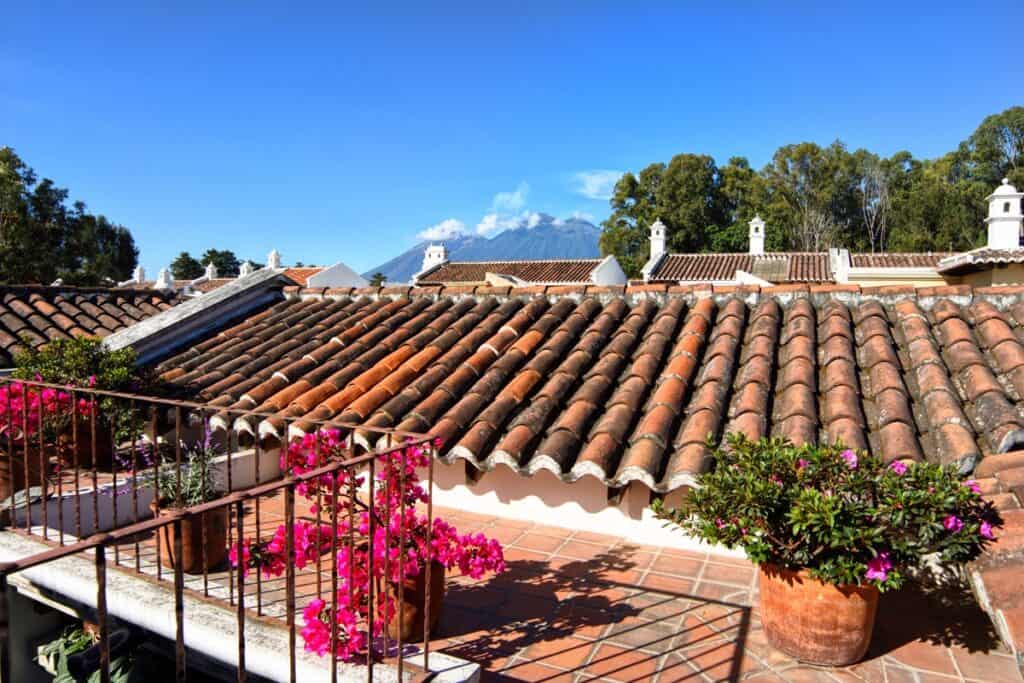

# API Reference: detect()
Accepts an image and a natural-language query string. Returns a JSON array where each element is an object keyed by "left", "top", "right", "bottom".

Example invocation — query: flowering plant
[
  {"left": 13, "top": 337, "right": 147, "bottom": 444},
  {"left": 0, "top": 380, "right": 93, "bottom": 448},
  {"left": 652, "top": 435, "right": 1002, "bottom": 591},
  {"left": 230, "top": 431, "right": 505, "bottom": 661}
]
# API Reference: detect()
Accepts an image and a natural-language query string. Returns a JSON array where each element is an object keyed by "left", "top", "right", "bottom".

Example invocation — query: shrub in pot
[
  {"left": 231, "top": 432, "right": 505, "bottom": 661},
  {"left": 652, "top": 435, "right": 1001, "bottom": 666},
  {"left": 0, "top": 381, "right": 93, "bottom": 500},
  {"left": 13, "top": 338, "right": 146, "bottom": 469},
  {"left": 148, "top": 432, "right": 227, "bottom": 574}
]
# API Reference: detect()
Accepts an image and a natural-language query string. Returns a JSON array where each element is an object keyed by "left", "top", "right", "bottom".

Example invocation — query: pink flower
[
  {"left": 714, "top": 518, "right": 726, "bottom": 529},
  {"left": 980, "top": 521, "right": 995, "bottom": 539},
  {"left": 963, "top": 480, "right": 982, "bottom": 495},
  {"left": 840, "top": 450, "right": 858, "bottom": 469},
  {"left": 943, "top": 515, "right": 963, "bottom": 532},
  {"left": 889, "top": 461, "right": 908, "bottom": 475},
  {"left": 797, "top": 458, "right": 809, "bottom": 470},
  {"left": 865, "top": 552, "right": 892, "bottom": 582},
  {"left": 87, "top": 375, "right": 97, "bottom": 387}
]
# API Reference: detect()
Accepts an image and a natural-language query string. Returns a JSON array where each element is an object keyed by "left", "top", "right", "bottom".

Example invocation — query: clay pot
[
  {"left": 0, "top": 452, "right": 47, "bottom": 501},
  {"left": 150, "top": 501, "right": 228, "bottom": 574},
  {"left": 57, "top": 422, "right": 114, "bottom": 470},
  {"left": 385, "top": 561, "right": 446, "bottom": 643},
  {"left": 758, "top": 564, "right": 879, "bottom": 666}
]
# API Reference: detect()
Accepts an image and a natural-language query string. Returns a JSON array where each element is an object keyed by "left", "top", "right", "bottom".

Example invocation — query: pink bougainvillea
[
  {"left": 0, "top": 381, "right": 92, "bottom": 446},
  {"left": 231, "top": 432, "right": 504, "bottom": 662}
]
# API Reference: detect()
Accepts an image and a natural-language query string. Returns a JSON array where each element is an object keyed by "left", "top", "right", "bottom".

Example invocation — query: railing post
[
  {"left": 235, "top": 500, "right": 246, "bottom": 683},
  {"left": 96, "top": 544, "right": 110, "bottom": 683},
  {"left": 174, "top": 518, "right": 187, "bottom": 683},
  {"left": 0, "top": 570, "right": 10, "bottom": 683},
  {"left": 285, "top": 484, "right": 296, "bottom": 683}
]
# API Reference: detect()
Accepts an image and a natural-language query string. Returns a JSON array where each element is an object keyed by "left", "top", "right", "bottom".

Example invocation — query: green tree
[
  {"left": 368, "top": 272, "right": 386, "bottom": 287},
  {"left": 200, "top": 249, "right": 241, "bottom": 277},
  {"left": 170, "top": 251, "right": 204, "bottom": 279},
  {"left": 0, "top": 147, "right": 138, "bottom": 284}
]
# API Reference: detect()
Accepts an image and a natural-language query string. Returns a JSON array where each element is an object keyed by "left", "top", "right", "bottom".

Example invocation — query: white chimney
[
  {"left": 266, "top": 249, "right": 282, "bottom": 269},
  {"left": 239, "top": 261, "right": 255, "bottom": 276},
  {"left": 154, "top": 268, "right": 173, "bottom": 290},
  {"left": 749, "top": 215, "right": 766, "bottom": 255},
  {"left": 986, "top": 179, "right": 1024, "bottom": 249},
  {"left": 204, "top": 262, "right": 218, "bottom": 279},
  {"left": 132, "top": 265, "right": 146, "bottom": 283},
  {"left": 649, "top": 220, "right": 667, "bottom": 261},
  {"left": 422, "top": 243, "right": 448, "bottom": 273}
]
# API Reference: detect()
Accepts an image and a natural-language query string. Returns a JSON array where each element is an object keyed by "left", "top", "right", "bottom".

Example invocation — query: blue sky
[{"left": 3, "top": 3, "right": 1022, "bottom": 275}]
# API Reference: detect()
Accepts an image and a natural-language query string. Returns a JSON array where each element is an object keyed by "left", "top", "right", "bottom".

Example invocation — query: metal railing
[{"left": 0, "top": 378, "right": 440, "bottom": 682}]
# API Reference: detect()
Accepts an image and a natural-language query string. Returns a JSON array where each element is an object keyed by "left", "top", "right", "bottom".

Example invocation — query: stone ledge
[{"left": 0, "top": 531, "right": 479, "bottom": 682}]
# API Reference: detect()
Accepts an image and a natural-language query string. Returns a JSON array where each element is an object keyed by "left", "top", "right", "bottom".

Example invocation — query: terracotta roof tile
[
  {"left": 417, "top": 260, "right": 602, "bottom": 285},
  {"left": 152, "top": 284, "right": 1024, "bottom": 492},
  {"left": 651, "top": 253, "right": 832, "bottom": 283},
  {"left": 851, "top": 253, "right": 953, "bottom": 268},
  {"left": 0, "top": 285, "right": 179, "bottom": 367}
]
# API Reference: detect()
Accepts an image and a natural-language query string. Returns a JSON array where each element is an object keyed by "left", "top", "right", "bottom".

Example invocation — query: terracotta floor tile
[
  {"left": 556, "top": 539, "right": 617, "bottom": 560},
  {"left": 523, "top": 634, "right": 597, "bottom": 670},
  {"left": 700, "top": 561, "right": 754, "bottom": 587},
  {"left": 495, "top": 659, "right": 577, "bottom": 682},
  {"left": 948, "top": 644, "right": 1020, "bottom": 681},
  {"left": 514, "top": 532, "right": 567, "bottom": 553},
  {"left": 503, "top": 547, "right": 552, "bottom": 563},
  {"left": 650, "top": 553, "right": 705, "bottom": 578},
  {"left": 583, "top": 643, "right": 662, "bottom": 682},
  {"left": 603, "top": 617, "right": 680, "bottom": 654},
  {"left": 885, "top": 639, "right": 959, "bottom": 676},
  {"left": 640, "top": 573, "right": 695, "bottom": 596}
]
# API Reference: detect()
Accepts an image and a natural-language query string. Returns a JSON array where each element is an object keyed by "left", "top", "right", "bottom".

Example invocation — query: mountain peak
[{"left": 363, "top": 217, "right": 601, "bottom": 283}]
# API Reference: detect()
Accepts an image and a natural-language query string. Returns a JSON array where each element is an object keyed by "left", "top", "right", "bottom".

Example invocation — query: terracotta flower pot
[
  {"left": 0, "top": 451, "right": 47, "bottom": 501},
  {"left": 57, "top": 422, "right": 114, "bottom": 470},
  {"left": 758, "top": 564, "right": 879, "bottom": 666},
  {"left": 385, "top": 561, "right": 446, "bottom": 643},
  {"left": 150, "top": 501, "right": 228, "bottom": 574}
]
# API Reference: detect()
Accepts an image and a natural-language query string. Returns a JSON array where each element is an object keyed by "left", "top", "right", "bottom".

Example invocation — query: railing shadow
[{"left": 435, "top": 546, "right": 752, "bottom": 682}]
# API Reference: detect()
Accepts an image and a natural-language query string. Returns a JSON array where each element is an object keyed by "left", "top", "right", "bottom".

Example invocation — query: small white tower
[
  {"left": 986, "top": 179, "right": 1024, "bottom": 250},
  {"left": 266, "top": 249, "right": 282, "bottom": 269},
  {"left": 204, "top": 262, "right": 218, "bottom": 279},
  {"left": 649, "top": 220, "right": 667, "bottom": 261},
  {"left": 239, "top": 260, "right": 255, "bottom": 276},
  {"left": 422, "top": 243, "right": 448, "bottom": 273},
  {"left": 154, "top": 268, "right": 173, "bottom": 290},
  {"left": 749, "top": 215, "right": 766, "bottom": 255},
  {"left": 132, "top": 265, "right": 146, "bottom": 283}
]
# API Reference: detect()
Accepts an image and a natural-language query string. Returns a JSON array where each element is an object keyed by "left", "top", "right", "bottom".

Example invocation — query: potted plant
[
  {"left": 13, "top": 338, "right": 146, "bottom": 469},
  {"left": 148, "top": 431, "right": 227, "bottom": 574},
  {"left": 231, "top": 432, "right": 505, "bottom": 660},
  {"left": 0, "top": 381, "right": 92, "bottom": 501},
  {"left": 653, "top": 435, "right": 1001, "bottom": 666}
]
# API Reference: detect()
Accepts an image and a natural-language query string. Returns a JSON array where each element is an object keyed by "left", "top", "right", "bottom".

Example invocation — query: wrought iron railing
[{"left": 0, "top": 378, "right": 439, "bottom": 682}]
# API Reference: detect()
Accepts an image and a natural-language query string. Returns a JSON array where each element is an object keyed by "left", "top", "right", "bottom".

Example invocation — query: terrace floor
[{"left": 106, "top": 493, "right": 1020, "bottom": 683}]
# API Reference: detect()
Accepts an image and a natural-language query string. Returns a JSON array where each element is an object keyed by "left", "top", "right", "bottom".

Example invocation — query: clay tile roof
[
  {"left": 936, "top": 248, "right": 1024, "bottom": 275},
  {"left": 0, "top": 285, "right": 181, "bottom": 367},
  {"left": 282, "top": 267, "right": 325, "bottom": 286},
  {"left": 191, "top": 278, "right": 235, "bottom": 293},
  {"left": 150, "top": 284, "right": 1024, "bottom": 492},
  {"left": 651, "top": 253, "right": 832, "bottom": 283},
  {"left": 851, "top": 253, "right": 953, "bottom": 268},
  {"left": 416, "top": 259, "right": 602, "bottom": 285}
]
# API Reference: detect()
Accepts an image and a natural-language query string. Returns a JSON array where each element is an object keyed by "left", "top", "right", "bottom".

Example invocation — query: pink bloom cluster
[
  {"left": 0, "top": 382, "right": 92, "bottom": 445},
  {"left": 232, "top": 435, "right": 505, "bottom": 662},
  {"left": 865, "top": 551, "right": 892, "bottom": 581}
]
